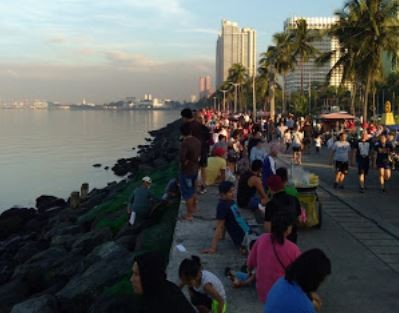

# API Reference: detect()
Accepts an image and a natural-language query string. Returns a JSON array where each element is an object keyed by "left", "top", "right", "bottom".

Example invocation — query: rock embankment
[{"left": 0, "top": 118, "right": 181, "bottom": 313}]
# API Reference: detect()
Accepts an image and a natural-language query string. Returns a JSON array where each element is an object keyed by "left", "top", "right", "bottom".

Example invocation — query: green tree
[
  {"left": 226, "top": 63, "right": 249, "bottom": 112},
  {"left": 327, "top": 0, "right": 399, "bottom": 122},
  {"left": 289, "top": 19, "right": 320, "bottom": 95}
]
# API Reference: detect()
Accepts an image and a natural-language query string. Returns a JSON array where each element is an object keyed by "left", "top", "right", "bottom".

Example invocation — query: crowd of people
[{"left": 126, "top": 107, "right": 399, "bottom": 313}]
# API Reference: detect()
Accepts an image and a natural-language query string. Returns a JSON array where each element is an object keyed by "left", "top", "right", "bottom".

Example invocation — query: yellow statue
[
  {"left": 385, "top": 101, "right": 392, "bottom": 113},
  {"left": 382, "top": 100, "right": 395, "bottom": 125}
]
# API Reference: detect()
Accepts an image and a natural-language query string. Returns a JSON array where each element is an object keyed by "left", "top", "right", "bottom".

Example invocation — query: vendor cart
[{"left": 296, "top": 185, "right": 322, "bottom": 229}]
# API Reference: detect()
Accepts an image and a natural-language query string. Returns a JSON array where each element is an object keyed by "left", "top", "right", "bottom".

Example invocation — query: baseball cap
[
  {"left": 142, "top": 176, "right": 152, "bottom": 184},
  {"left": 267, "top": 175, "right": 284, "bottom": 192},
  {"left": 213, "top": 147, "right": 225, "bottom": 157}
]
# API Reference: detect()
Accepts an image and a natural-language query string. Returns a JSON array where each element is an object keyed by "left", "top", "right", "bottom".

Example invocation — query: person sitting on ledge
[
  {"left": 127, "top": 176, "right": 158, "bottom": 226},
  {"left": 204, "top": 147, "right": 227, "bottom": 186},
  {"left": 203, "top": 181, "right": 250, "bottom": 255},
  {"left": 237, "top": 160, "right": 269, "bottom": 210}
]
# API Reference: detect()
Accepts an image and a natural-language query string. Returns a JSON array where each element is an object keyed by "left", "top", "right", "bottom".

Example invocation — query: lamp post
[
  {"left": 230, "top": 82, "right": 239, "bottom": 113},
  {"left": 213, "top": 96, "right": 217, "bottom": 111},
  {"left": 221, "top": 90, "right": 228, "bottom": 112},
  {"left": 252, "top": 63, "right": 256, "bottom": 120}
]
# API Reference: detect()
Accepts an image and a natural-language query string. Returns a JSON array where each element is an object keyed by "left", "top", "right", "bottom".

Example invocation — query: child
[
  {"left": 224, "top": 240, "right": 256, "bottom": 288},
  {"left": 202, "top": 181, "right": 250, "bottom": 254},
  {"left": 314, "top": 134, "right": 322, "bottom": 154},
  {"left": 283, "top": 129, "right": 292, "bottom": 153},
  {"left": 179, "top": 256, "right": 226, "bottom": 313}
]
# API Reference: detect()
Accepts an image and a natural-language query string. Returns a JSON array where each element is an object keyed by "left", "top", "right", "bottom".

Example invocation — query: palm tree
[
  {"left": 289, "top": 19, "right": 320, "bottom": 95},
  {"left": 324, "top": 0, "right": 399, "bottom": 122},
  {"left": 270, "top": 32, "right": 296, "bottom": 113},
  {"left": 259, "top": 47, "right": 279, "bottom": 118},
  {"left": 226, "top": 63, "right": 249, "bottom": 112}
]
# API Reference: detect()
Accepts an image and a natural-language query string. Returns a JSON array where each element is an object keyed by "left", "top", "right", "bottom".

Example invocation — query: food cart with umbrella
[{"left": 319, "top": 112, "right": 356, "bottom": 132}]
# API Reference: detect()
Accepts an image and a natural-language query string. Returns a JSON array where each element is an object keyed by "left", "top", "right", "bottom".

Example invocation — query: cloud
[
  {"left": 46, "top": 35, "right": 67, "bottom": 45},
  {"left": 4, "top": 69, "right": 19, "bottom": 79},
  {"left": 124, "top": 0, "right": 188, "bottom": 16},
  {"left": 104, "top": 50, "right": 159, "bottom": 71},
  {"left": 0, "top": 58, "right": 214, "bottom": 103},
  {"left": 180, "top": 28, "right": 218, "bottom": 35}
]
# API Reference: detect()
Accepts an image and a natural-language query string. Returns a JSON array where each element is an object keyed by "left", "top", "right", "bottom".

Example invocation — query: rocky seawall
[{"left": 0, "top": 119, "right": 181, "bottom": 313}]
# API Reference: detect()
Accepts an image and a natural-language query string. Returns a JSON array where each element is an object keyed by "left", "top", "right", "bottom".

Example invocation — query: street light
[
  {"left": 213, "top": 96, "right": 217, "bottom": 111},
  {"left": 230, "top": 82, "right": 239, "bottom": 113},
  {"left": 252, "top": 63, "right": 256, "bottom": 120},
  {"left": 221, "top": 90, "right": 228, "bottom": 112}
]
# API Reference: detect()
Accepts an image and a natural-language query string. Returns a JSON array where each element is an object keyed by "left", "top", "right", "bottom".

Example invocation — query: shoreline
[
  {"left": 0, "top": 117, "right": 182, "bottom": 312},
  {"left": 0, "top": 113, "right": 178, "bottom": 214}
]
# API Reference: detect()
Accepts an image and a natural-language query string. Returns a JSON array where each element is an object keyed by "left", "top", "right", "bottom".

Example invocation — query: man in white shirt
[{"left": 329, "top": 132, "right": 352, "bottom": 189}]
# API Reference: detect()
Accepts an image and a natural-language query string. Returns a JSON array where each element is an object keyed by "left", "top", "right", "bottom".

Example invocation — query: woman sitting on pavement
[
  {"left": 130, "top": 252, "right": 196, "bottom": 313},
  {"left": 247, "top": 212, "right": 301, "bottom": 303},
  {"left": 265, "top": 249, "right": 331, "bottom": 313}
]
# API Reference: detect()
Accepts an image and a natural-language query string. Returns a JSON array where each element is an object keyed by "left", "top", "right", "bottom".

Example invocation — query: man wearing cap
[
  {"left": 264, "top": 175, "right": 301, "bottom": 243},
  {"left": 127, "top": 176, "right": 158, "bottom": 225},
  {"left": 204, "top": 147, "right": 227, "bottom": 186}
]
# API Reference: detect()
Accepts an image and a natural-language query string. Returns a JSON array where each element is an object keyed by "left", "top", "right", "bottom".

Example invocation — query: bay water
[{"left": 0, "top": 109, "right": 179, "bottom": 211}]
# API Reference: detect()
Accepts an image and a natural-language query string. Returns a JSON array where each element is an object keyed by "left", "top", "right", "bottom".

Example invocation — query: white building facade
[
  {"left": 216, "top": 20, "right": 256, "bottom": 88},
  {"left": 284, "top": 17, "right": 342, "bottom": 93}
]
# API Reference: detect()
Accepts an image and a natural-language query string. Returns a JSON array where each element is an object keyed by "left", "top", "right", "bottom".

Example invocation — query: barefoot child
[
  {"left": 179, "top": 256, "right": 226, "bottom": 313},
  {"left": 202, "top": 181, "right": 250, "bottom": 254}
]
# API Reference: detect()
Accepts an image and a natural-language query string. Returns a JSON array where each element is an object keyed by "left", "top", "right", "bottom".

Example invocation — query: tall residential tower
[
  {"left": 284, "top": 17, "right": 342, "bottom": 93},
  {"left": 216, "top": 19, "right": 256, "bottom": 88}
]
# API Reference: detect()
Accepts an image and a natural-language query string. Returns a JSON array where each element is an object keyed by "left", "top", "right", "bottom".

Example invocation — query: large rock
[
  {"left": 84, "top": 241, "right": 129, "bottom": 265},
  {"left": 36, "top": 195, "right": 66, "bottom": 214},
  {"left": 13, "top": 240, "right": 49, "bottom": 264},
  {"left": 0, "top": 259, "right": 15, "bottom": 284},
  {"left": 57, "top": 242, "right": 134, "bottom": 312},
  {"left": 70, "top": 228, "right": 113, "bottom": 256},
  {"left": 0, "top": 279, "right": 30, "bottom": 313},
  {"left": 10, "top": 295, "right": 59, "bottom": 313},
  {"left": 13, "top": 246, "right": 67, "bottom": 280},
  {"left": 0, "top": 208, "right": 37, "bottom": 240}
]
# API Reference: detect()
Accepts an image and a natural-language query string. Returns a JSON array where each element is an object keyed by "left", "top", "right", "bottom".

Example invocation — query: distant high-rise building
[
  {"left": 284, "top": 17, "right": 342, "bottom": 94},
  {"left": 216, "top": 19, "right": 256, "bottom": 88},
  {"left": 199, "top": 75, "right": 212, "bottom": 99}
]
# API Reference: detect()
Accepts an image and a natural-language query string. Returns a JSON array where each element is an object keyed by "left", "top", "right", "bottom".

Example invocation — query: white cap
[{"left": 142, "top": 176, "right": 152, "bottom": 184}]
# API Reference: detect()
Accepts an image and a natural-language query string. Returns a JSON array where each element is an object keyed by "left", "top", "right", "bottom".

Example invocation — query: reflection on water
[{"left": 0, "top": 110, "right": 178, "bottom": 211}]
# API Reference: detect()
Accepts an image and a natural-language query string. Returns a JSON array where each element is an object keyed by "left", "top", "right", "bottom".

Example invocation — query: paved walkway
[{"left": 167, "top": 152, "right": 399, "bottom": 313}]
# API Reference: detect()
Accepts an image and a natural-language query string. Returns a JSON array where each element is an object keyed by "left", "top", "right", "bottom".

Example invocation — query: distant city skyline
[{"left": 0, "top": 0, "right": 345, "bottom": 103}]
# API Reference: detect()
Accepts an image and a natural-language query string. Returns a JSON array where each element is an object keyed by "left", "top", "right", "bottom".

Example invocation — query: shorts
[
  {"left": 292, "top": 146, "right": 301, "bottom": 152},
  {"left": 179, "top": 173, "right": 197, "bottom": 200},
  {"left": 377, "top": 162, "right": 391, "bottom": 169},
  {"left": 357, "top": 157, "right": 369, "bottom": 175},
  {"left": 335, "top": 161, "right": 349, "bottom": 174}
]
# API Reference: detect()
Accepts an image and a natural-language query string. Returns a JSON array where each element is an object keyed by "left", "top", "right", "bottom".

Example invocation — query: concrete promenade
[{"left": 167, "top": 151, "right": 399, "bottom": 313}]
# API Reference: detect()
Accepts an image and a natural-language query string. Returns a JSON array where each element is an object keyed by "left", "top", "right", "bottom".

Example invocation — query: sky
[{"left": 0, "top": 0, "right": 346, "bottom": 103}]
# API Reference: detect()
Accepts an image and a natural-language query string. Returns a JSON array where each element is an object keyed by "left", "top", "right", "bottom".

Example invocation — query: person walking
[
  {"left": 373, "top": 134, "right": 393, "bottom": 192},
  {"left": 354, "top": 131, "right": 371, "bottom": 193},
  {"left": 329, "top": 132, "right": 351, "bottom": 190},
  {"left": 179, "top": 122, "right": 201, "bottom": 221}
]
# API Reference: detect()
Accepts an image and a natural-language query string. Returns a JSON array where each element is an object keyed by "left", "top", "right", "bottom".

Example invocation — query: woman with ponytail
[{"left": 247, "top": 212, "right": 301, "bottom": 303}]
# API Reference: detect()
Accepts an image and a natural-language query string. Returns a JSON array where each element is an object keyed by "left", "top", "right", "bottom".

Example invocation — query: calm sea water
[{"left": 0, "top": 109, "right": 179, "bottom": 211}]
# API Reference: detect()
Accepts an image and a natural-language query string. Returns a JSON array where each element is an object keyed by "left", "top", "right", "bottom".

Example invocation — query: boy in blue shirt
[{"left": 203, "top": 181, "right": 250, "bottom": 254}]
